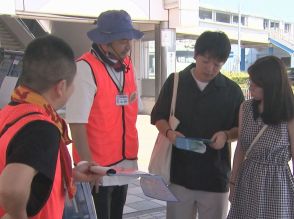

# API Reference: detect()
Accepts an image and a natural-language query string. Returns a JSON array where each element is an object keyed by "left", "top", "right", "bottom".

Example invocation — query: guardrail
[
  {"left": 242, "top": 88, "right": 251, "bottom": 100},
  {"left": 269, "top": 29, "right": 294, "bottom": 47}
]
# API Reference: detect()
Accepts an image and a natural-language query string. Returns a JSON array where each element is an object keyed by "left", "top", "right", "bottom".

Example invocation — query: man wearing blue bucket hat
[{"left": 65, "top": 10, "right": 143, "bottom": 219}]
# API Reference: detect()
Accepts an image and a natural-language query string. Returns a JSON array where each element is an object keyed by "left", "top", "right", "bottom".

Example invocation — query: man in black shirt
[{"left": 151, "top": 31, "right": 244, "bottom": 219}]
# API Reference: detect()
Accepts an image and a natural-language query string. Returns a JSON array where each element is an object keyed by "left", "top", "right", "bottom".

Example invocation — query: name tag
[{"left": 116, "top": 94, "right": 129, "bottom": 106}]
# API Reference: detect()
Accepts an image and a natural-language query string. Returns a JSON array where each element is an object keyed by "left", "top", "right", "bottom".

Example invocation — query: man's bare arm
[
  {"left": 69, "top": 123, "right": 92, "bottom": 162},
  {"left": 0, "top": 163, "right": 37, "bottom": 219}
]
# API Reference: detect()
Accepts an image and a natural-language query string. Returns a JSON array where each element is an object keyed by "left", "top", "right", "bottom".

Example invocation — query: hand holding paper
[
  {"left": 73, "top": 162, "right": 109, "bottom": 182},
  {"left": 89, "top": 165, "right": 116, "bottom": 175},
  {"left": 175, "top": 137, "right": 210, "bottom": 153}
]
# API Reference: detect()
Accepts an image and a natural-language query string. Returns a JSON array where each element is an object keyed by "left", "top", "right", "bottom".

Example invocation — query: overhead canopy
[{"left": 14, "top": 0, "right": 168, "bottom": 22}]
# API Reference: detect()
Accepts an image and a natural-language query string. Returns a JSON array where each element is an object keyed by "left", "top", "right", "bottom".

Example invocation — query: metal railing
[
  {"left": 242, "top": 88, "right": 251, "bottom": 100},
  {"left": 268, "top": 29, "right": 294, "bottom": 47}
]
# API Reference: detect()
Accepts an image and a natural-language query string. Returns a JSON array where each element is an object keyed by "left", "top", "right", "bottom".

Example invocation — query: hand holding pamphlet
[
  {"left": 90, "top": 166, "right": 150, "bottom": 177},
  {"left": 175, "top": 136, "right": 211, "bottom": 153},
  {"left": 90, "top": 166, "right": 178, "bottom": 201},
  {"left": 89, "top": 165, "right": 116, "bottom": 175}
]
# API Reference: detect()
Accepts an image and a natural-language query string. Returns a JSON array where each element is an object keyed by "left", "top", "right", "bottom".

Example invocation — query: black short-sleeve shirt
[
  {"left": 151, "top": 63, "right": 244, "bottom": 192},
  {"left": 6, "top": 120, "right": 60, "bottom": 216}
]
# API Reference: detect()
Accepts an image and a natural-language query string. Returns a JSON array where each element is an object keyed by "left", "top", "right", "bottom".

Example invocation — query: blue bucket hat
[{"left": 87, "top": 10, "right": 144, "bottom": 44}]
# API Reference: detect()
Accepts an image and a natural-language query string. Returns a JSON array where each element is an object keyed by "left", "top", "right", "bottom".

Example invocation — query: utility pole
[{"left": 237, "top": 0, "right": 241, "bottom": 72}]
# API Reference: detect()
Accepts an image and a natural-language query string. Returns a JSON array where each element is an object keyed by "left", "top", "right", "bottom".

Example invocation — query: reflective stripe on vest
[
  {"left": 73, "top": 52, "right": 138, "bottom": 166},
  {"left": 0, "top": 104, "right": 65, "bottom": 219}
]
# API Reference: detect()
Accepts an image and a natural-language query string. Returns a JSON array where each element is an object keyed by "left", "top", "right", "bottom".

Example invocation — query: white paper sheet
[
  {"left": 140, "top": 175, "right": 178, "bottom": 202},
  {"left": 91, "top": 166, "right": 178, "bottom": 201}
]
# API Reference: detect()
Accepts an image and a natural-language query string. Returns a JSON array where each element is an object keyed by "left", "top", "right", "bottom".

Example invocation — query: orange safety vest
[
  {"left": 0, "top": 104, "right": 65, "bottom": 219},
  {"left": 73, "top": 52, "right": 139, "bottom": 166}
]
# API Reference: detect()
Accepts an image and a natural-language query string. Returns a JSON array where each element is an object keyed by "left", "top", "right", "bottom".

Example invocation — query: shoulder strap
[
  {"left": 245, "top": 125, "right": 268, "bottom": 159},
  {"left": 170, "top": 73, "right": 179, "bottom": 117}
]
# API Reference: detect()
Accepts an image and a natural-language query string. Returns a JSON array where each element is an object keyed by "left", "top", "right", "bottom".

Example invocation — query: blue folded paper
[{"left": 175, "top": 137, "right": 211, "bottom": 153}]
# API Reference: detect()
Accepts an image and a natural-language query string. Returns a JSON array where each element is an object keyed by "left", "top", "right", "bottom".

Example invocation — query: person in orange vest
[
  {"left": 65, "top": 10, "right": 143, "bottom": 219},
  {"left": 0, "top": 35, "right": 106, "bottom": 219}
]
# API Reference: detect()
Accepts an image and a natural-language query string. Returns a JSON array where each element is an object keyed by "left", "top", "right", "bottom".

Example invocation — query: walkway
[
  {"left": 123, "top": 113, "right": 166, "bottom": 218},
  {"left": 123, "top": 179, "right": 166, "bottom": 219}
]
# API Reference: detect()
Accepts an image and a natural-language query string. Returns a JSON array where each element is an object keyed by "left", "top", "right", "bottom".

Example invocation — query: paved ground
[
  {"left": 122, "top": 113, "right": 166, "bottom": 218},
  {"left": 123, "top": 179, "right": 166, "bottom": 219}
]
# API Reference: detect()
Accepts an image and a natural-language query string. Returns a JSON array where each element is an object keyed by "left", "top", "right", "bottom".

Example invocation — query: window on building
[
  {"left": 215, "top": 12, "right": 230, "bottom": 23},
  {"left": 143, "top": 41, "right": 155, "bottom": 79},
  {"left": 263, "top": 19, "right": 269, "bottom": 29},
  {"left": 0, "top": 51, "right": 23, "bottom": 87},
  {"left": 270, "top": 21, "right": 279, "bottom": 29},
  {"left": 0, "top": 51, "right": 23, "bottom": 108},
  {"left": 241, "top": 17, "right": 245, "bottom": 25},
  {"left": 232, "top": 15, "right": 238, "bottom": 24},
  {"left": 199, "top": 9, "right": 212, "bottom": 20},
  {"left": 285, "top": 23, "right": 291, "bottom": 33},
  {"left": 232, "top": 15, "right": 245, "bottom": 25}
]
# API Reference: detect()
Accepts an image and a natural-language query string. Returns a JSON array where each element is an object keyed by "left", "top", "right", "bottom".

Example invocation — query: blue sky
[{"left": 199, "top": 0, "right": 294, "bottom": 23}]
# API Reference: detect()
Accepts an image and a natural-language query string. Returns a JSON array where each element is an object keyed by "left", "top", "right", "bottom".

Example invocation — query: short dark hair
[
  {"left": 18, "top": 35, "right": 76, "bottom": 93},
  {"left": 248, "top": 55, "right": 294, "bottom": 124},
  {"left": 194, "top": 31, "right": 231, "bottom": 62}
]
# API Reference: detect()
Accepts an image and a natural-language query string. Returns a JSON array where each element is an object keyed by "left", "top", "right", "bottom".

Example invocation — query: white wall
[
  {"left": 14, "top": 0, "right": 168, "bottom": 22},
  {"left": 247, "top": 16, "right": 264, "bottom": 30}
]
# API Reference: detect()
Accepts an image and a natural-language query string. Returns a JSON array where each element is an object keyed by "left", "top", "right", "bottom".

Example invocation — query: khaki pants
[{"left": 167, "top": 184, "right": 229, "bottom": 219}]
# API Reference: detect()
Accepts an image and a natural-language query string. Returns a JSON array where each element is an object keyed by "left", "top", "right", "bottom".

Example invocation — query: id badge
[{"left": 116, "top": 94, "right": 129, "bottom": 106}]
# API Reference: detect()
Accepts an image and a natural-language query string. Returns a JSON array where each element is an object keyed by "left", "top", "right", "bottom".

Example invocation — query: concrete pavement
[{"left": 122, "top": 114, "right": 167, "bottom": 218}]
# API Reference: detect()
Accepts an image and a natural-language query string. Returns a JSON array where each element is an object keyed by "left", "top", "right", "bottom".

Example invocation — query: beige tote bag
[{"left": 148, "top": 73, "right": 180, "bottom": 184}]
